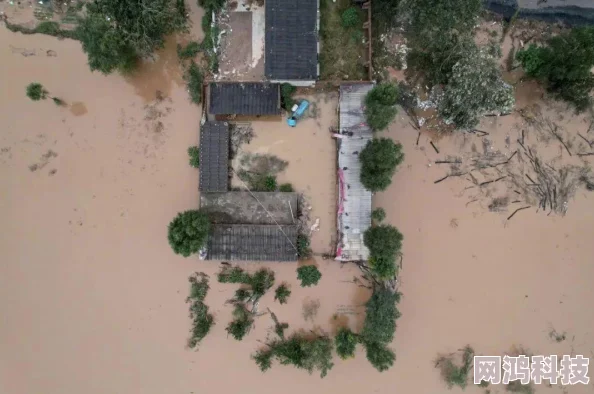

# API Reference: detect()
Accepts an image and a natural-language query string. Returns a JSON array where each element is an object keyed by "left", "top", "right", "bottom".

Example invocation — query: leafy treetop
[
  {"left": 167, "top": 210, "right": 210, "bottom": 257},
  {"left": 26, "top": 83, "right": 48, "bottom": 101},
  {"left": 296, "top": 265, "right": 322, "bottom": 287},
  {"left": 365, "top": 83, "right": 399, "bottom": 131},
  {"left": 359, "top": 138, "right": 404, "bottom": 192}
]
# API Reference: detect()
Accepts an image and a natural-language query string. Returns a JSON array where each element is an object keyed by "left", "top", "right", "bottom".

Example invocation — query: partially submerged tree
[
  {"left": 371, "top": 208, "right": 386, "bottom": 222},
  {"left": 186, "top": 272, "right": 214, "bottom": 348},
  {"left": 296, "top": 234, "right": 312, "bottom": 259},
  {"left": 167, "top": 210, "right": 210, "bottom": 257},
  {"left": 335, "top": 327, "right": 359, "bottom": 359},
  {"left": 360, "top": 138, "right": 404, "bottom": 192},
  {"left": 274, "top": 283, "right": 291, "bottom": 304},
  {"left": 517, "top": 27, "right": 594, "bottom": 111},
  {"left": 364, "top": 83, "right": 399, "bottom": 131},
  {"left": 26, "top": 83, "right": 66, "bottom": 106},
  {"left": 78, "top": 0, "right": 187, "bottom": 74},
  {"left": 364, "top": 225, "right": 403, "bottom": 279},
  {"left": 438, "top": 46, "right": 515, "bottom": 129},
  {"left": 365, "top": 341, "right": 396, "bottom": 372},
  {"left": 253, "top": 330, "right": 334, "bottom": 378},
  {"left": 361, "top": 286, "right": 401, "bottom": 345},
  {"left": 435, "top": 345, "right": 475, "bottom": 389},
  {"left": 297, "top": 265, "right": 322, "bottom": 287}
]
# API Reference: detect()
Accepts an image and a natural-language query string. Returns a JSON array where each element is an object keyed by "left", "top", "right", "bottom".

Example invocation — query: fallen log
[{"left": 507, "top": 206, "right": 531, "bottom": 221}]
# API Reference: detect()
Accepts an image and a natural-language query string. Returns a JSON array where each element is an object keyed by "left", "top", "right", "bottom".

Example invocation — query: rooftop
[
  {"left": 200, "top": 192, "right": 298, "bottom": 225},
  {"left": 265, "top": 0, "right": 318, "bottom": 81},
  {"left": 206, "top": 224, "right": 298, "bottom": 261},
  {"left": 199, "top": 122, "right": 230, "bottom": 192},
  {"left": 209, "top": 83, "right": 281, "bottom": 116}
]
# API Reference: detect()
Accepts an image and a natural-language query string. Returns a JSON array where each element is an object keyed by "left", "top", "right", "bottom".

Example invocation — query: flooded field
[{"left": 1, "top": 11, "right": 594, "bottom": 394}]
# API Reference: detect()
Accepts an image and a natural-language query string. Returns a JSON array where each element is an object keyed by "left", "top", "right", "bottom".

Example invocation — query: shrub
[
  {"left": 371, "top": 208, "right": 386, "bottom": 222},
  {"left": 365, "top": 83, "right": 399, "bottom": 131},
  {"left": 341, "top": 7, "right": 361, "bottom": 28},
  {"left": 281, "top": 83, "right": 297, "bottom": 110},
  {"left": 187, "top": 273, "right": 214, "bottom": 348},
  {"left": 253, "top": 334, "right": 334, "bottom": 378},
  {"left": 226, "top": 304, "right": 253, "bottom": 341},
  {"left": 297, "top": 265, "right": 322, "bottom": 287},
  {"left": 264, "top": 175, "right": 277, "bottom": 191},
  {"left": 26, "top": 83, "right": 48, "bottom": 101},
  {"left": 335, "top": 327, "right": 358, "bottom": 359},
  {"left": 517, "top": 27, "right": 594, "bottom": 111},
  {"left": 186, "top": 62, "right": 204, "bottom": 104},
  {"left": 274, "top": 283, "right": 291, "bottom": 304},
  {"left": 296, "top": 234, "right": 312, "bottom": 259},
  {"left": 177, "top": 41, "right": 201, "bottom": 59},
  {"left": 279, "top": 183, "right": 294, "bottom": 192},
  {"left": 364, "top": 224, "right": 403, "bottom": 279},
  {"left": 360, "top": 138, "right": 404, "bottom": 192},
  {"left": 167, "top": 210, "right": 210, "bottom": 257},
  {"left": 188, "top": 146, "right": 200, "bottom": 168}
]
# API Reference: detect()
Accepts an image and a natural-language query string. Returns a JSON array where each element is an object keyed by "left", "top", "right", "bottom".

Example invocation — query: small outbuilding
[{"left": 199, "top": 121, "right": 230, "bottom": 193}]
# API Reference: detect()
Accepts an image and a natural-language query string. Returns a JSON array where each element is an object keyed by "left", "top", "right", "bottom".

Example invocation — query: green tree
[
  {"left": 186, "top": 61, "right": 204, "bottom": 104},
  {"left": 167, "top": 210, "right": 210, "bottom": 257},
  {"left": 365, "top": 341, "right": 396, "bottom": 372},
  {"left": 335, "top": 327, "right": 358, "bottom": 359},
  {"left": 405, "top": 0, "right": 482, "bottom": 85},
  {"left": 76, "top": 13, "right": 138, "bottom": 74},
  {"left": 253, "top": 334, "right": 334, "bottom": 378},
  {"left": 188, "top": 146, "right": 200, "bottom": 168},
  {"left": 359, "top": 138, "right": 404, "bottom": 192},
  {"left": 361, "top": 286, "right": 401, "bottom": 345},
  {"left": 341, "top": 7, "right": 361, "bottom": 28},
  {"left": 186, "top": 272, "right": 214, "bottom": 348},
  {"left": 364, "top": 224, "right": 403, "bottom": 279},
  {"left": 78, "top": 0, "right": 187, "bottom": 74},
  {"left": 517, "top": 27, "right": 594, "bottom": 111},
  {"left": 365, "top": 83, "right": 399, "bottom": 131},
  {"left": 297, "top": 265, "right": 322, "bottom": 287},
  {"left": 177, "top": 41, "right": 200, "bottom": 59},
  {"left": 438, "top": 46, "right": 515, "bottom": 129},
  {"left": 296, "top": 234, "right": 312, "bottom": 259},
  {"left": 274, "top": 283, "right": 291, "bottom": 304},
  {"left": 226, "top": 304, "right": 253, "bottom": 340},
  {"left": 371, "top": 208, "right": 386, "bottom": 222},
  {"left": 26, "top": 83, "right": 48, "bottom": 101}
]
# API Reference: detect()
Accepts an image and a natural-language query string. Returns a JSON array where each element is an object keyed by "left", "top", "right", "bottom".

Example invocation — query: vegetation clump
[
  {"left": 364, "top": 83, "right": 399, "bottom": 131},
  {"left": 281, "top": 83, "right": 297, "bottom": 111},
  {"left": 360, "top": 138, "right": 404, "bottom": 192},
  {"left": 297, "top": 265, "right": 322, "bottom": 287},
  {"left": 167, "top": 210, "right": 210, "bottom": 257},
  {"left": 335, "top": 327, "right": 358, "bottom": 359},
  {"left": 296, "top": 234, "right": 312, "bottom": 259},
  {"left": 26, "top": 83, "right": 66, "bottom": 106},
  {"left": 371, "top": 208, "right": 386, "bottom": 222},
  {"left": 279, "top": 183, "right": 294, "bottom": 192},
  {"left": 253, "top": 329, "right": 334, "bottom": 378},
  {"left": 177, "top": 41, "right": 200, "bottom": 59},
  {"left": 341, "top": 7, "right": 361, "bottom": 28},
  {"left": 218, "top": 266, "right": 275, "bottom": 340},
  {"left": 186, "top": 272, "right": 214, "bottom": 348},
  {"left": 364, "top": 224, "right": 403, "bottom": 280},
  {"left": 186, "top": 62, "right": 204, "bottom": 104},
  {"left": 274, "top": 283, "right": 291, "bottom": 305},
  {"left": 435, "top": 345, "right": 475, "bottom": 389},
  {"left": 517, "top": 26, "right": 594, "bottom": 111},
  {"left": 188, "top": 146, "right": 200, "bottom": 168}
]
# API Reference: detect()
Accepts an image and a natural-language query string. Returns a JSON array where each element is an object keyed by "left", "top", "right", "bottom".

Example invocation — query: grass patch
[
  {"left": 435, "top": 346, "right": 475, "bottom": 389},
  {"left": 319, "top": 0, "right": 367, "bottom": 80}
]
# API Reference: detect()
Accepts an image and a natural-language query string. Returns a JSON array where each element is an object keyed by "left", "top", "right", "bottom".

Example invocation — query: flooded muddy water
[{"left": 1, "top": 15, "right": 593, "bottom": 394}]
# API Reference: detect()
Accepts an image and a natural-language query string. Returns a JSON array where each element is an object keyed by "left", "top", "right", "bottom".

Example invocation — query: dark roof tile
[
  {"left": 199, "top": 122, "right": 229, "bottom": 192},
  {"left": 209, "top": 83, "right": 281, "bottom": 115}
]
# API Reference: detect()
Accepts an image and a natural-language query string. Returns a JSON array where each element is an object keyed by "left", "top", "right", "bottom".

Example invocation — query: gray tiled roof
[
  {"left": 265, "top": 0, "right": 318, "bottom": 80},
  {"left": 200, "top": 192, "right": 298, "bottom": 225},
  {"left": 209, "top": 83, "right": 281, "bottom": 115},
  {"left": 199, "top": 122, "right": 229, "bottom": 192},
  {"left": 206, "top": 224, "right": 298, "bottom": 261}
]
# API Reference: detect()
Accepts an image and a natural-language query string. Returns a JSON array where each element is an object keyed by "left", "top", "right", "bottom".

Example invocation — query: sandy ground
[{"left": 1, "top": 14, "right": 594, "bottom": 394}]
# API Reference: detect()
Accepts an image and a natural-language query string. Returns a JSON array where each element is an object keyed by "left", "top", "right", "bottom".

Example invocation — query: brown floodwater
[{"left": 1, "top": 17, "right": 593, "bottom": 394}]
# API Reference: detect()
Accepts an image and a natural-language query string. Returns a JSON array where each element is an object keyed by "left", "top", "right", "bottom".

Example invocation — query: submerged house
[
  {"left": 208, "top": 82, "right": 282, "bottom": 119},
  {"left": 335, "top": 84, "right": 374, "bottom": 262},
  {"left": 200, "top": 192, "right": 299, "bottom": 261},
  {"left": 265, "top": 0, "right": 319, "bottom": 86}
]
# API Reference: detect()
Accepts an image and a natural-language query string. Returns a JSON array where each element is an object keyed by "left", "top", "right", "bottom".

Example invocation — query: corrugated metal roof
[
  {"left": 265, "top": 0, "right": 318, "bottom": 80},
  {"left": 336, "top": 84, "right": 374, "bottom": 261},
  {"left": 206, "top": 224, "right": 298, "bottom": 261},
  {"left": 209, "top": 83, "right": 281, "bottom": 115},
  {"left": 199, "top": 122, "right": 229, "bottom": 192}
]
